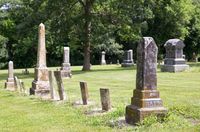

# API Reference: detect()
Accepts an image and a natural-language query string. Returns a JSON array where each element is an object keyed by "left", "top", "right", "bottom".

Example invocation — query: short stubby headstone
[
  {"left": 54, "top": 71, "right": 66, "bottom": 100},
  {"left": 60, "top": 47, "right": 72, "bottom": 78},
  {"left": 161, "top": 39, "right": 189, "bottom": 72},
  {"left": 121, "top": 50, "right": 134, "bottom": 67},
  {"left": 5, "top": 61, "right": 16, "bottom": 91},
  {"left": 100, "top": 88, "right": 111, "bottom": 111},
  {"left": 125, "top": 37, "right": 167, "bottom": 125},
  {"left": 30, "top": 23, "right": 50, "bottom": 99},
  {"left": 80, "top": 81, "right": 89, "bottom": 105},
  {"left": 101, "top": 51, "right": 106, "bottom": 65}
]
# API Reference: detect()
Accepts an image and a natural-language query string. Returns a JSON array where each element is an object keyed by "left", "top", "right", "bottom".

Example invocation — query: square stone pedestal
[
  {"left": 125, "top": 105, "right": 167, "bottom": 124},
  {"left": 61, "top": 63, "right": 71, "bottom": 78},
  {"left": 121, "top": 60, "right": 134, "bottom": 67},
  {"left": 5, "top": 78, "right": 15, "bottom": 91},
  {"left": 161, "top": 64, "right": 189, "bottom": 72}
]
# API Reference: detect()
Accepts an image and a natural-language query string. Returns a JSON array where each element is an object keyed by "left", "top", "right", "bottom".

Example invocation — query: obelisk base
[
  {"left": 125, "top": 105, "right": 167, "bottom": 125},
  {"left": 125, "top": 89, "right": 167, "bottom": 124},
  {"left": 121, "top": 60, "right": 134, "bottom": 67},
  {"left": 5, "top": 78, "right": 15, "bottom": 91},
  {"left": 30, "top": 81, "right": 50, "bottom": 99},
  {"left": 60, "top": 63, "right": 72, "bottom": 78}
]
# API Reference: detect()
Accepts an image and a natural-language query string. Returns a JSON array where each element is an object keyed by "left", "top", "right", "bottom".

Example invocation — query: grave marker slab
[
  {"left": 125, "top": 37, "right": 167, "bottom": 125},
  {"left": 161, "top": 39, "right": 189, "bottom": 72}
]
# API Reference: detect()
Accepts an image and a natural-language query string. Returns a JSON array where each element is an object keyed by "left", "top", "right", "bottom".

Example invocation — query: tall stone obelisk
[
  {"left": 5, "top": 61, "right": 15, "bottom": 91},
  {"left": 60, "top": 47, "right": 72, "bottom": 78},
  {"left": 30, "top": 23, "right": 50, "bottom": 98},
  {"left": 125, "top": 37, "right": 167, "bottom": 124}
]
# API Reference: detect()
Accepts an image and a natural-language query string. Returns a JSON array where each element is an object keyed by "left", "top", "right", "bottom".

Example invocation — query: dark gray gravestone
[
  {"left": 121, "top": 50, "right": 134, "bottom": 67},
  {"left": 161, "top": 39, "right": 189, "bottom": 72},
  {"left": 125, "top": 37, "right": 167, "bottom": 125}
]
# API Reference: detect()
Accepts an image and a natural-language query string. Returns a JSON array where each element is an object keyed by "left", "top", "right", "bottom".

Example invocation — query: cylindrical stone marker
[
  {"left": 8, "top": 61, "right": 14, "bottom": 78},
  {"left": 100, "top": 88, "right": 111, "bottom": 111},
  {"left": 54, "top": 71, "right": 66, "bottom": 100},
  {"left": 80, "top": 81, "right": 89, "bottom": 105}
]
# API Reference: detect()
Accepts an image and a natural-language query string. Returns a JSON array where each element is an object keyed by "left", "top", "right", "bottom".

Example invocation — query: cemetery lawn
[{"left": 0, "top": 63, "right": 200, "bottom": 132}]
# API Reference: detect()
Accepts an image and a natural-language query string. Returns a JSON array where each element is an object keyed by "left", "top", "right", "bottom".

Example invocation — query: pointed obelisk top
[{"left": 39, "top": 23, "right": 45, "bottom": 29}]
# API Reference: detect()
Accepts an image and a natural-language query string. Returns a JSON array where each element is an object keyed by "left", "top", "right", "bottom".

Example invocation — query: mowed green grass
[{"left": 0, "top": 63, "right": 200, "bottom": 132}]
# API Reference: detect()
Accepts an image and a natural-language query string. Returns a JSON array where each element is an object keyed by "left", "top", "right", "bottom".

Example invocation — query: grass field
[{"left": 0, "top": 63, "right": 200, "bottom": 132}]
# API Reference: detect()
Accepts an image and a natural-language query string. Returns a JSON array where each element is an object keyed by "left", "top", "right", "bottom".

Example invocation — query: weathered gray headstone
[
  {"left": 54, "top": 71, "right": 66, "bottom": 100},
  {"left": 61, "top": 47, "right": 72, "bottom": 78},
  {"left": 5, "top": 61, "right": 15, "bottom": 91},
  {"left": 161, "top": 39, "right": 189, "bottom": 72},
  {"left": 121, "top": 50, "right": 134, "bottom": 67},
  {"left": 49, "top": 71, "right": 57, "bottom": 100},
  {"left": 30, "top": 23, "right": 50, "bottom": 98},
  {"left": 192, "top": 52, "right": 198, "bottom": 62},
  {"left": 125, "top": 37, "right": 167, "bottom": 125},
  {"left": 101, "top": 51, "right": 106, "bottom": 65},
  {"left": 80, "top": 81, "right": 89, "bottom": 105},
  {"left": 100, "top": 88, "right": 111, "bottom": 111},
  {"left": 14, "top": 76, "right": 20, "bottom": 91},
  {"left": 19, "top": 80, "right": 25, "bottom": 93}
]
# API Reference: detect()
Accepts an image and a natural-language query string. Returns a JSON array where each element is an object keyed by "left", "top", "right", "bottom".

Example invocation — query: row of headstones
[
  {"left": 101, "top": 39, "right": 190, "bottom": 72},
  {"left": 4, "top": 63, "right": 111, "bottom": 111}
]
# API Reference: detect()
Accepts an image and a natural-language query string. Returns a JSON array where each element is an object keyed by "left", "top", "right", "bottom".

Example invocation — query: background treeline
[{"left": 0, "top": 0, "right": 200, "bottom": 70}]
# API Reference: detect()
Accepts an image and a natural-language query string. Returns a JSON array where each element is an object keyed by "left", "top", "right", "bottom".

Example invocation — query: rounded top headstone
[
  {"left": 9, "top": 61, "right": 13, "bottom": 64},
  {"left": 39, "top": 23, "right": 45, "bottom": 30},
  {"left": 164, "top": 39, "right": 185, "bottom": 48},
  {"left": 64, "top": 47, "right": 69, "bottom": 51}
]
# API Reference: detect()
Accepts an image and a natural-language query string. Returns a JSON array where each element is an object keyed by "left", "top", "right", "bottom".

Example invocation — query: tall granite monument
[
  {"left": 161, "top": 39, "right": 189, "bottom": 72},
  {"left": 100, "top": 51, "right": 106, "bottom": 65},
  {"left": 30, "top": 23, "right": 50, "bottom": 98},
  {"left": 5, "top": 61, "right": 15, "bottom": 91},
  {"left": 121, "top": 50, "right": 134, "bottom": 67},
  {"left": 125, "top": 37, "right": 167, "bottom": 124},
  {"left": 60, "top": 47, "right": 72, "bottom": 78}
]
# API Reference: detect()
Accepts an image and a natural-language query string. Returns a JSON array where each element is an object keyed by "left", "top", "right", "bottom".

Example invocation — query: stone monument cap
[
  {"left": 64, "top": 47, "right": 69, "bottom": 50},
  {"left": 164, "top": 39, "right": 185, "bottom": 48},
  {"left": 39, "top": 23, "right": 45, "bottom": 29}
]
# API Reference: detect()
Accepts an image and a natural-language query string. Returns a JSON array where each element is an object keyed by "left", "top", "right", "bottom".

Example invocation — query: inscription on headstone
[
  {"left": 125, "top": 37, "right": 167, "bottom": 125},
  {"left": 100, "top": 88, "right": 111, "bottom": 111}
]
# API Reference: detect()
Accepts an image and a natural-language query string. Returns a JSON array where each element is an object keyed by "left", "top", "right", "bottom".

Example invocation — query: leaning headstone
[
  {"left": 121, "top": 50, "right": 134, "bottom": 67},
  {"left": 161, "top": 39, "right": 189, "bottom": 72},
  {"left": 125, "top": 37, "right": 167, "bottom": 125},
  {"left": 54, "top": 71, "right": 66, "bottom": 100},
  {"left": 49, "top": 71, "right": 57, "bottom": 100},
  {"left": 30, "top": 23, "right": 50, "bottom": 98},
  {"left": 14, "top": 76, "right": 20, "bottom": 91},
  {"left": 101, "top": 51, "right": 106, "bottom": 65},
  {"left": 5, "top": 61, "right": 15, "bottom": 91},
  {"left": 100, "top": 88, "right": 111, "bottom": 111},
  {"left": 19, "top": 80, "right": 25, "bottom": 93},
  {"left": 80, "top": 81, "right": 89, "bottom": 105},
  {"left": 60, "top": 47, "right": 72, "bottom": 78}
]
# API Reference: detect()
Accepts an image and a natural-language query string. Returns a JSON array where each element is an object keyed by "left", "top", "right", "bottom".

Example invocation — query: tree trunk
[{"left": 82, "top": 0, "right": 92, "bottom": 71}]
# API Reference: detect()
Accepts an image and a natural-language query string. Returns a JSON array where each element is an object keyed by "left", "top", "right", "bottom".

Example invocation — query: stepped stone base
[
  {"left": 161, "top": 64, "right": 189, "bottom": 72},
  {"left": 125, "top": 105, "right": 167, "bottom": 124}
]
